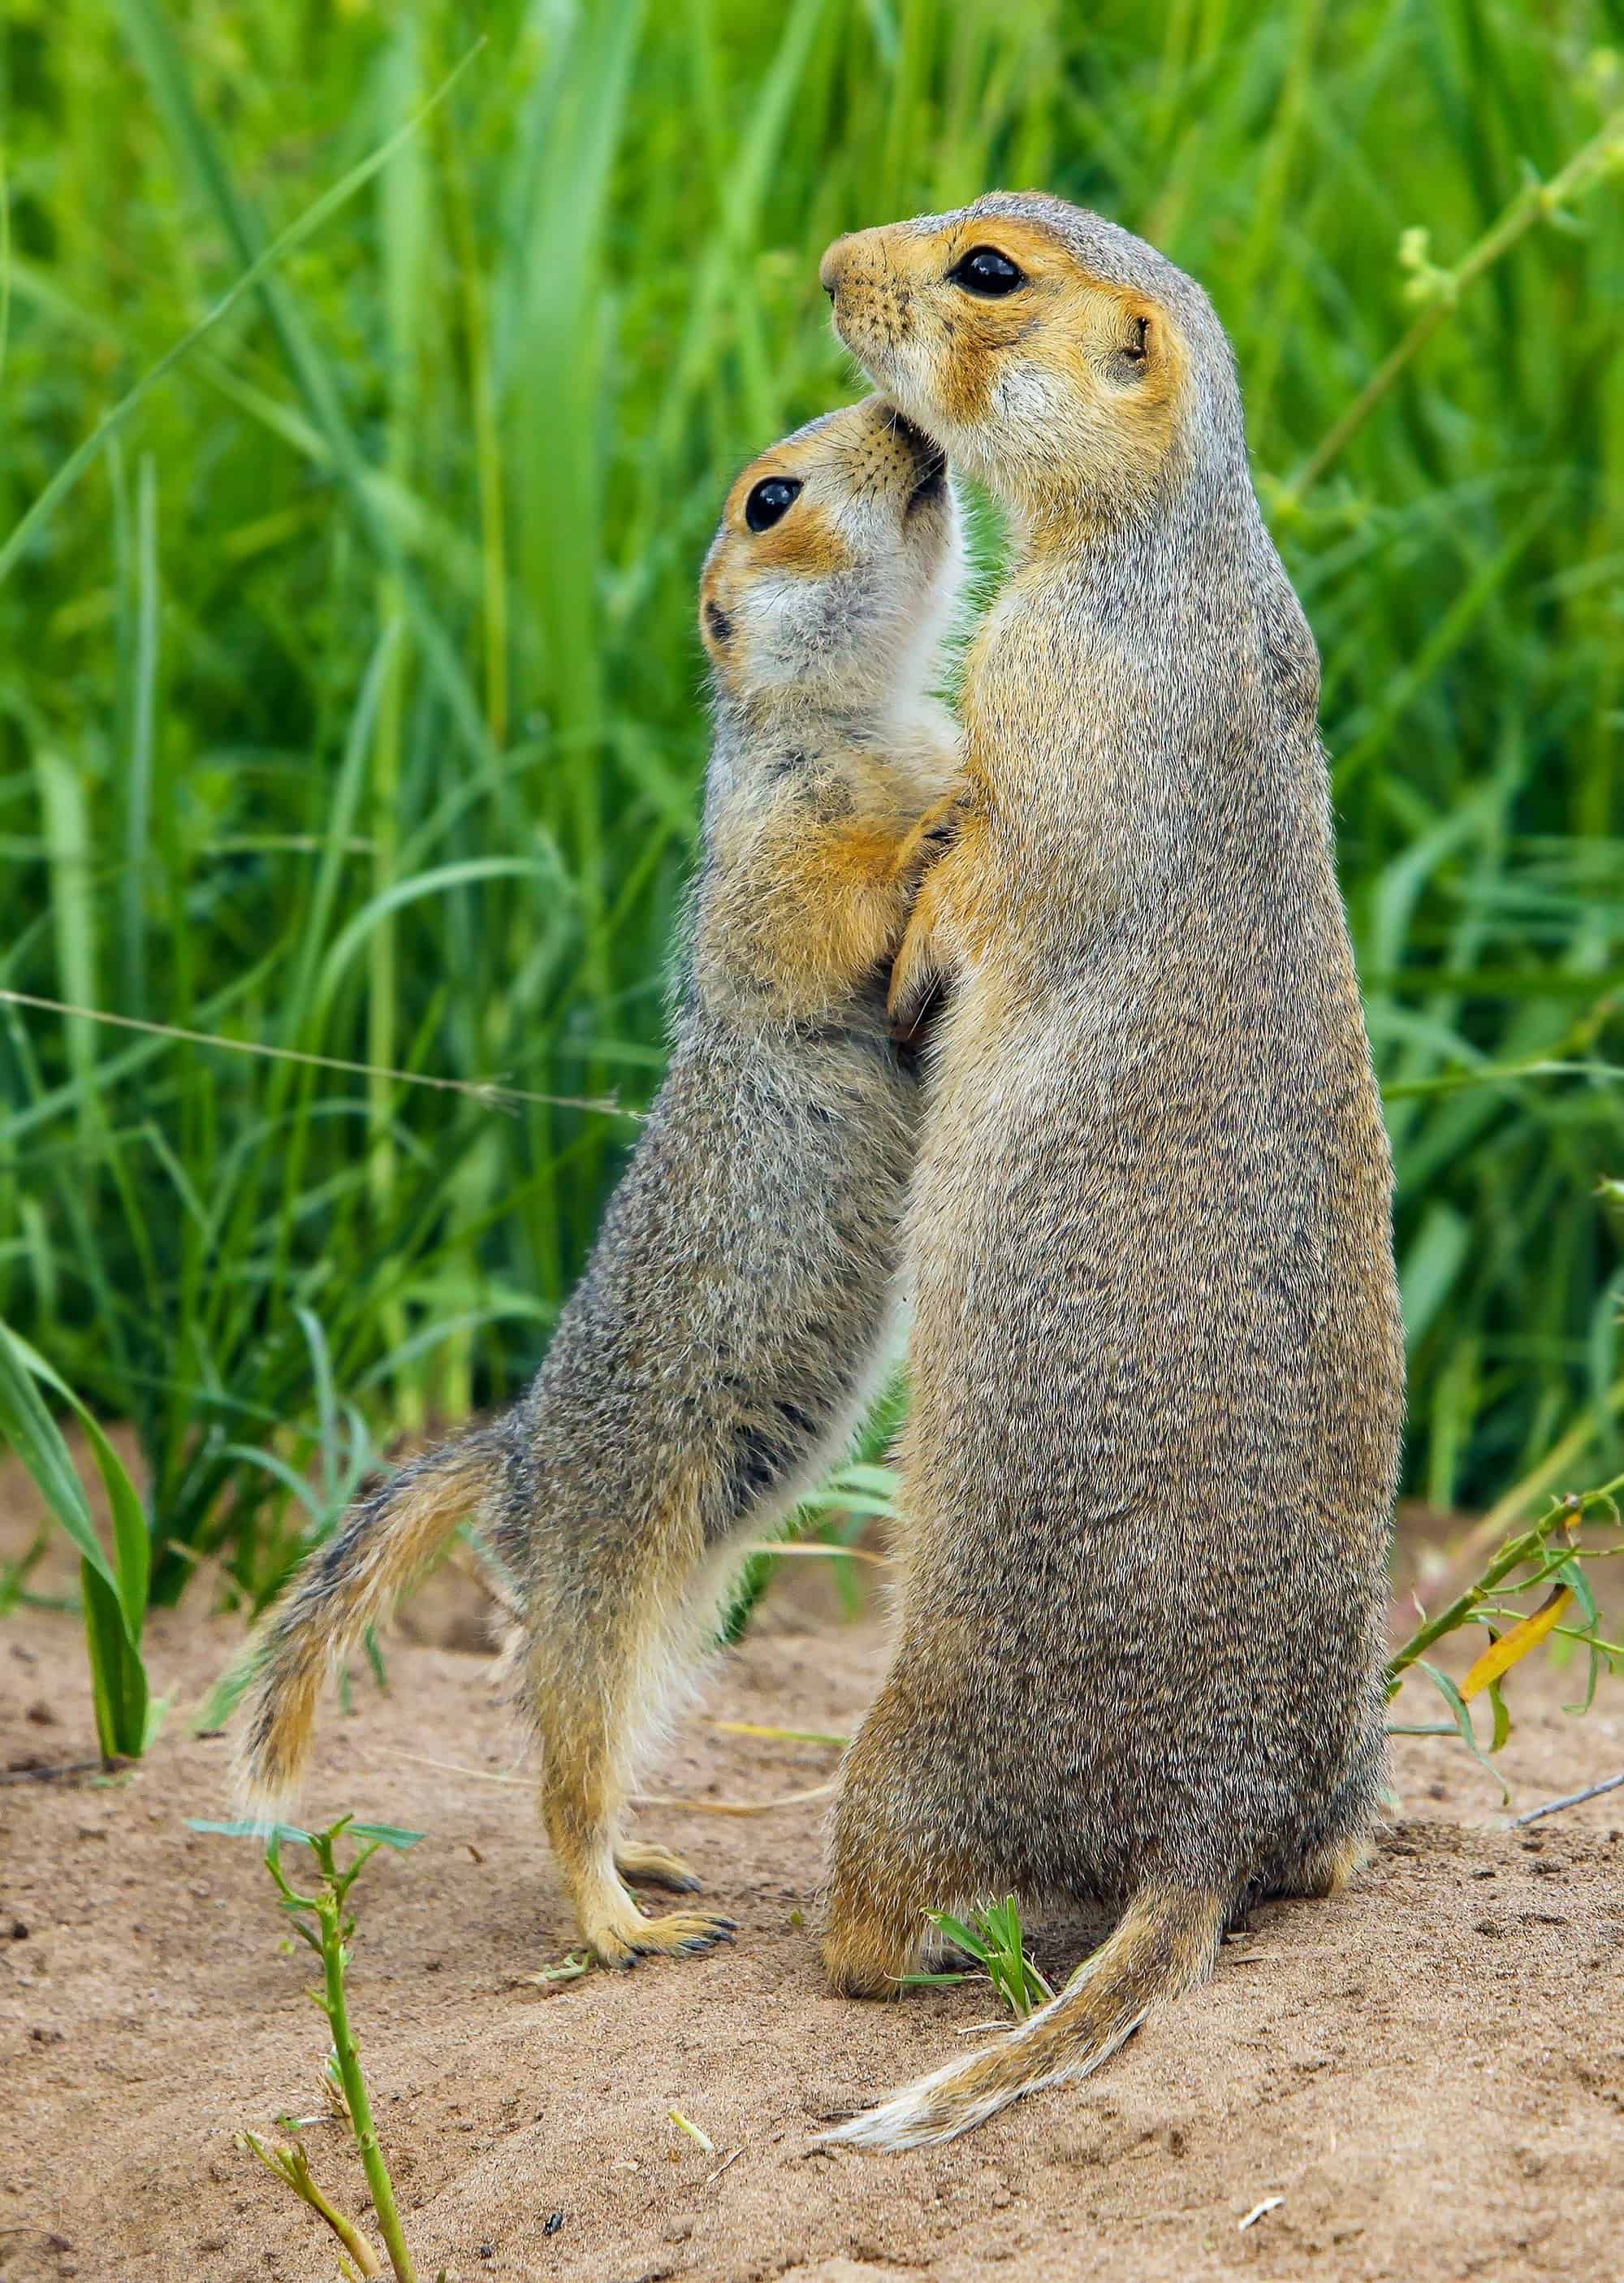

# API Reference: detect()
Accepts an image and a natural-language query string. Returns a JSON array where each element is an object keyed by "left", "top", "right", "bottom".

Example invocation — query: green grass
[
  {"left": 901, "top": 1895, "right": 1058, "bottom": 2019},
  {"left": 0, "top": 1318, "right": 155, "bottom": 1753},
  {"left": 2, "top": 1, "right": 1622, "bottom": 1621}
]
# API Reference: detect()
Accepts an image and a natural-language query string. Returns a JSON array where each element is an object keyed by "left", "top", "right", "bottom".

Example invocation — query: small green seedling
[
  {"left": 901, "top": 1896, "right": 1056, "bottom": 2021},
  {"left": 1385, "top": 1465, "right": 1624, "bottom": 1792},
  {"left": 190, "top": 1815, "right": 425, "bottom": 2282},
  {"left": 238, "top": 2130, "right": 383, "bottom": 2278}
]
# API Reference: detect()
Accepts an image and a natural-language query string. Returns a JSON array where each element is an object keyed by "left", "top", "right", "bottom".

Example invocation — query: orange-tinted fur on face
[{"left": 822, "top": 211, "right": 1189, "bottom": 526}]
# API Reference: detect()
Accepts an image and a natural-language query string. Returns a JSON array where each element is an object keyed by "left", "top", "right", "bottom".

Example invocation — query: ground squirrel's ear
[{"left": 1110, "top": 304, "right": 1156, "bottom": 383}]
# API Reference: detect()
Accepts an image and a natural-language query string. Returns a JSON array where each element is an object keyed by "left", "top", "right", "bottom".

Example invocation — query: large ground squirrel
[
  {"left": 818, "top": 196, "right": 1406, "bottom": 2146},
  {"left": 235, "top": 396, "right": 965, "bottom": 1967}
]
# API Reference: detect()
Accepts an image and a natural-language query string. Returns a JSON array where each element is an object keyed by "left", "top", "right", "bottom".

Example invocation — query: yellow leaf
[{"left": 1461, "top": 1587, "right": 1573, "bottom": 1701}]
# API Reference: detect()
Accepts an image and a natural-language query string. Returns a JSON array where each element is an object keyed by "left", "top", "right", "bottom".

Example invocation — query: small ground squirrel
[
  {"left": 818, "top": 195, "right": 1406, "bottom": 2146},
  {"left": 233, "top": 396, "right": 965, "bottom": 1968}
]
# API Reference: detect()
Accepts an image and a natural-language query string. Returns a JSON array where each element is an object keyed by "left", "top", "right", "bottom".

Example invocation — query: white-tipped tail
[
  {"left": 231, "top": 1432, "right": 504, "bottom": 1814},
  {"left": 822, "top": 1884, "right": 1224, "bottom": 2151}
]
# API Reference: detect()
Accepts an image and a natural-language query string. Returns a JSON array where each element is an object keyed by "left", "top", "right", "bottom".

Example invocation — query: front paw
[
  {"left": 887, "top": 910, "right": 942, "bottom": 1033},
  {"left": 890, "top": 793, "right": 968, "bottom": 886}
]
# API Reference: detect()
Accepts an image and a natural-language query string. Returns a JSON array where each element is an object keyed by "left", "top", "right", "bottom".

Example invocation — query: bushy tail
[
  {"left": 823, "top": 1883, "right": 1226, "bottom": 2151},
  {"left": 231, "top": 1429, "right": 509, "bottom": 1818}
]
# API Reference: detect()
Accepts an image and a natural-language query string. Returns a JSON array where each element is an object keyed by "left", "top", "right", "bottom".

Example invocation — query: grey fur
[
  {"left": 234, "top": 396, "right": 965, "bottom": 1967},
  {"left": 821, "top": 195, "right": 1406, "bottom": 2140}
]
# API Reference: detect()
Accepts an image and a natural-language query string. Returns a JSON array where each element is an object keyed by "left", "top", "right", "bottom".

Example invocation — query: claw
[{"left": 588, "top": 1908, "right": 737, "bottom": 1969}]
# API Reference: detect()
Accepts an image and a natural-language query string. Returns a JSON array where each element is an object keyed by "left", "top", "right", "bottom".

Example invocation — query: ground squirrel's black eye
[
  {"left": 948, "top": 246, "right": 1025, "bottom": 297},
  {"left": 745, "top": 477, "right": 801, "bottom": 533}
]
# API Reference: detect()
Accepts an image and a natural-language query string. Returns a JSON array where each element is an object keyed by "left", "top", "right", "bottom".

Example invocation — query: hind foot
[
  {"left": 589, "top": 1906, "right": 737, "bottom": 1970},
  {"left": 823, "top": 1895, "right": 923, "bottom": 1999},
  {"left": 1284, "top": 1832, "right": 1370, "bottom": 1900},
  {"left": 824, "top": 1720, "right": 953, "bottom": 1995},
  {"left": 615, "top": 1839, "right": 702, "bottom": 1892}
]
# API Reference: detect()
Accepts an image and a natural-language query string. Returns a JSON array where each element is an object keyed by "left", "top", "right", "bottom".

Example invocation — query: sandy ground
[{"left": 3, "top": 1489, "right": 1624, "bottom": 2283}]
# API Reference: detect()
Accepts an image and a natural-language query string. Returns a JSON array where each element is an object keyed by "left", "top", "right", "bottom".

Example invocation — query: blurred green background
[{"left": 2, "top": 0, "right": 1621, "bottom": 1616}]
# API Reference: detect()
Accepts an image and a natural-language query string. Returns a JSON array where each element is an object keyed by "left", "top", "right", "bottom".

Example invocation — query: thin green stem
[
  {"left": 240, "top": 2130, "right": 382, "bottom": 2278},
  {"left": 1285, "top": 105, "right": 1624, "bottom": 502},
  {"left": 0, "top": 989, "right": 628, "bottom": 1118},
  {"left": 313, "top": 1886, "right": 416, "bottom": 2283},
  {"left": 263, "top": 1827, "right": 417, "bottom": 2283}
]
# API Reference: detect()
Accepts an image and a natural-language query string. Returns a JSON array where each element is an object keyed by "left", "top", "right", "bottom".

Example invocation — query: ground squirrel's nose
[{"left": 819, "top": 238, "right": 849, "bottom": 301}]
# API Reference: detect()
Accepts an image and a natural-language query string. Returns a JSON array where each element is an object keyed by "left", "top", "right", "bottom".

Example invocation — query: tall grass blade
[{"left": 0, "top": 1324, "right": 151, "bottom": 1755}]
